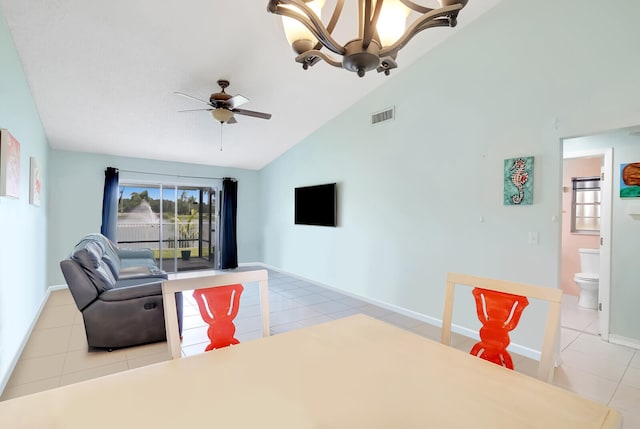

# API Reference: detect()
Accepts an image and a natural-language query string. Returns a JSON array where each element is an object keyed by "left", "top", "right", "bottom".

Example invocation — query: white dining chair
[
  {"left": 441, "top": 272, "right": 562, "bottom": 383},
  {"left": 162, "top": 269, "right": 270, "bottom": 359}
]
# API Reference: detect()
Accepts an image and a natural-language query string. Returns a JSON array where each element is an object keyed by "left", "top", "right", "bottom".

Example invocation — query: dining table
[{"left": 0, "top": 314, "right": 622, "bottom": 428}]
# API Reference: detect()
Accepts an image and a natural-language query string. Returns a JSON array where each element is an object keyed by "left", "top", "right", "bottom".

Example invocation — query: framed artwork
[
  {"left": 504, "top": 156, "right": 534, "bottom": 206},
  {"left": 0, "top": 128, "right": 21, "bottom": 198},
  {"left": 620, "top": 163, "right": 640, "bottom": 198},
  {"left": 30, "top": 157, "right": 42, "bottom": 206}
]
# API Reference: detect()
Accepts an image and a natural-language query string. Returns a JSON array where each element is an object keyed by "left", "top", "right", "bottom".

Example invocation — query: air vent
[{"left": 371, "top": 106, "right": 395, "bottom": 125}]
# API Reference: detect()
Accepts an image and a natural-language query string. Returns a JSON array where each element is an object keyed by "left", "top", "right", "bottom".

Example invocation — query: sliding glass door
[{"left": 117, "top": 183, "right": 218, "bottom": 273}]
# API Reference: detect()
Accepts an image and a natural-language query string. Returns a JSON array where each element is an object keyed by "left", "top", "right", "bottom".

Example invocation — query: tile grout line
[{"left": 606, "top": 350, "right": 636, "bottom": 406}]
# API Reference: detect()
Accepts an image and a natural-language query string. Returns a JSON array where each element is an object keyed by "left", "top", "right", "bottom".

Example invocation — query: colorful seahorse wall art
[{"left": 503, "top": 156, "right": 534, "bottom": 205}]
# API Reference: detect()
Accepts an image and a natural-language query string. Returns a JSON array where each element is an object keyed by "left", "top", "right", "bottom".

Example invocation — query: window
[
  {"left": 117, "top": 184, "right": 219, "bottom": 272},
  {"left": 571, "top": 176, "right": 601, "bottom": 234}
]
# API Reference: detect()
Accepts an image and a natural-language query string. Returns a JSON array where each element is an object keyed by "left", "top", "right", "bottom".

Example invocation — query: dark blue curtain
[
  {"left": 220, "top": 178, "right": 238, "bottom": 269},
  {"left": 100, "top": 167, "right": 119, "bottom": 241}
]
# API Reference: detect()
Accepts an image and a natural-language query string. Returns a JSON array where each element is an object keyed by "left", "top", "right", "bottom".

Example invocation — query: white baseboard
[
  {"left": 250, "top": 263, "right": 542, "bottom": 361},
  {"left": 609, "top": 334, "right": 640, "bottom": 350},
  {"left": 0, "top": 284, "right": 67, "bottom": 396}
]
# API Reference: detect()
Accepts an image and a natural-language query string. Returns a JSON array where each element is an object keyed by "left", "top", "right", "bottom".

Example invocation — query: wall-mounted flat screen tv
[{"left": 295, "top": 183, "right": 337, "bottom": 227}]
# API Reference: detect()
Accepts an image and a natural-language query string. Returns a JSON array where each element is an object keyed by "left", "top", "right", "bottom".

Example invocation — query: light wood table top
[{"left": 0, "top": 314, "right": 622, "bottom": 428}]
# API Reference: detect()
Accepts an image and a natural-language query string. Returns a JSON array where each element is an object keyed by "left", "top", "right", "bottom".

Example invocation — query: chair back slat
[
  {"left": 162, "top": 269, "right": 270, "bottom": 359},
  {"left": 441, "top": 272, "right": 562, "bottom": 383}
]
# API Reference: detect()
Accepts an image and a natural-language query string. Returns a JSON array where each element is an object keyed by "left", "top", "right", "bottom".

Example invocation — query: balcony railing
[{"left": 117, "top": 222, "right": 210, "bottom": 247}]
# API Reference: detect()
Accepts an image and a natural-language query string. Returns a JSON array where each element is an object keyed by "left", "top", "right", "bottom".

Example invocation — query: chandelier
[{"left": 267, "top": 0, "right": 468, "bottom": 77}]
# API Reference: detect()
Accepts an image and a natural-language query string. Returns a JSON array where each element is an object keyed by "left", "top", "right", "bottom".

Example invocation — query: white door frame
[{"left": 562, "top": 147, "right": 613, "bottom": 340}]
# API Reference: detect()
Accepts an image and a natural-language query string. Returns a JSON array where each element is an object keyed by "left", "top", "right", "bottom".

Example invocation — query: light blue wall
[
  {"left": 48, "top": 150, "right": 261, "bottom": 285},
  {"left": 259, "top": 0, "right": 640, "bottom": 347},
  {"left": 0, "top": 7, "right": 50, "bottom": 389},
  {"left": 565, "top": 132, "right": 640, "bottom": 340}
]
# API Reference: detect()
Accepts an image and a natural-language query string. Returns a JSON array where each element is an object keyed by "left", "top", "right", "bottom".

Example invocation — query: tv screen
[{"left": 295, "top": 183, "right": 337, "bottom": 227}]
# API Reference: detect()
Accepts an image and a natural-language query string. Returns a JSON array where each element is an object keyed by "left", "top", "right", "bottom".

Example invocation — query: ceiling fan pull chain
[{"left": 220, "top": 123, "right": 223, "bottom": 152}]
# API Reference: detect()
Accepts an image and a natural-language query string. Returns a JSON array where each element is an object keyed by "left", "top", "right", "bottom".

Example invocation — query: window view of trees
[
  {"left": 116, "top": 185, "right": 216, "bottom": 271},
  {"left": 118, "top": 189, "right": 204, "bottom": 219}
]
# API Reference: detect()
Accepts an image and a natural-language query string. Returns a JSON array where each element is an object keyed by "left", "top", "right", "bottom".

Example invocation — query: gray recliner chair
[{"left": 60, "top": 233, "right": 183, "bottom": 350}]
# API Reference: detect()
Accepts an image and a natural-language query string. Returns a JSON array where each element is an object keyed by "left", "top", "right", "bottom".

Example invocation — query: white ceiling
[{"left": 1, "top": 0, "right": 500, "bottom": 170}]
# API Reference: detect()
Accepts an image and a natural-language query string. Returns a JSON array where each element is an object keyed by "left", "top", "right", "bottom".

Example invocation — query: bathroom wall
[{"left": 561, "top": 157, "right": 601, "bottom": 295}]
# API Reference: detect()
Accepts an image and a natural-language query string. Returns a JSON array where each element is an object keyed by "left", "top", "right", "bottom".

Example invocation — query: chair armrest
[
  {"left": 100, "top": 282, "right": 162, "bottom": 301},
  {"left": 116, "top": 248, "right": 154, "bottom": 259},
  {"left": 118, "top": 266, "right": 168, "bottom": 281}
]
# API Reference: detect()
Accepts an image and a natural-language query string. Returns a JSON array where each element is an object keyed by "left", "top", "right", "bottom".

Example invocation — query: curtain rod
[{"left": 112, "top": 168, "right": 235, "bottom": 181}]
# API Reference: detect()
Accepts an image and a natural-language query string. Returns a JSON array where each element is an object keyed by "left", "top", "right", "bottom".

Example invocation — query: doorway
[
  {"left": 560, "top": 144, "right": 612, "bottom": 340},
  {"left": 116, "top": 183, "right": 220, "bottom": 273}
]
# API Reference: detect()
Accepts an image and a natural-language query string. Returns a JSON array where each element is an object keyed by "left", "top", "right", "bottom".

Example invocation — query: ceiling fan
[{"left": 174, "top": 80, "right": 272, "bottom": 124}]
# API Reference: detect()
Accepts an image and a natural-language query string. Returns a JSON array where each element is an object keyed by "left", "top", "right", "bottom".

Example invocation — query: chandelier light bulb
[
  {"left": 376, "top": 0, "right": 410, "bottom": 48},
  {"left": 281, "top": 0, "right": 325, "bottom": 54}
]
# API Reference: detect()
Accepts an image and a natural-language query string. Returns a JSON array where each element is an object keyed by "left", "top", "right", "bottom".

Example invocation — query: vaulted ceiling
[{"left": 1, "top": 0, "right": 500, "bottom": 169}]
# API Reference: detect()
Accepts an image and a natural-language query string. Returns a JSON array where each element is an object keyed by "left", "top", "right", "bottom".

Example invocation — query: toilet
[{"left": 573, "top": 248, "right": 600, "bottom": 309}]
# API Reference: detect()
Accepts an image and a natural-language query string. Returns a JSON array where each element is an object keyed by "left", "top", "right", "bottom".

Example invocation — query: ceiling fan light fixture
[
  {"left": 267, "top": 0, "right": 468, "bottom": 77},
  {"left": 212, "top": 108, "right": 234, "bottom": 123},
  {"left": 176, "top": 80, "right": 272, "bottom": 124}
]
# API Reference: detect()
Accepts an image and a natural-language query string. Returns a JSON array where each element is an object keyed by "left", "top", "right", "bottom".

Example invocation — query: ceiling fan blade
[
  {"left": 227, "top": 94, "right": 249, "bottom": 109},
  {"left": 232, "top": 108, "right": 272, "bottom": 120},
  {"left": 177, "top": 108, "right": 213, "bottom": 112},
  {"left": 227, "top": 116, "right": 238, "bottom": 124},
  {"left": 173, "top": 91, "right": 212, "bottom": 107}
]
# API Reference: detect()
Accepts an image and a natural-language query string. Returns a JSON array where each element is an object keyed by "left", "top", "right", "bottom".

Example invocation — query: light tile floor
[{"left": 1, "top": 269, "right": 639, "bottom": 427}]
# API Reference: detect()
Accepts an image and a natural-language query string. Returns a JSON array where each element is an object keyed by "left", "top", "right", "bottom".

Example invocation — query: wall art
[
  {"left": 30, "top": 157, "right": 42, "bottom": 206},
  {"left": 620, "top": 163, "right": 640, "bottom": 198},
  {"left": 0, "top": 128, "right": 21, "bottom": 198},
  {"left": 504, "top": 156, "right": 534, "bottom": 206}
]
